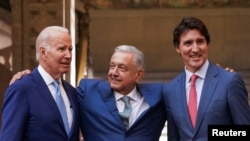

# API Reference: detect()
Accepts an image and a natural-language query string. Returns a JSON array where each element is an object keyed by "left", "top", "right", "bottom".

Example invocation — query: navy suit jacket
[
  {"left": 77, "top": 79, "right": 166, "bottom": 141},
  {"left": 0, "top": 68, "right": 80, "bottom": 141},
  {"left": 163, "top": 62, "right": 250, "bottom": 141}
]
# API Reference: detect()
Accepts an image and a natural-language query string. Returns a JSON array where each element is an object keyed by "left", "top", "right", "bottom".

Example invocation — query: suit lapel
[
  {"left": 61, "top": 80, "right": 76, "bottom": 135},
  {"left": 195, "top": 63, "right": 218, "bottom": 131},
  {"left": 137, "top": 84, "right": 154, "bottom": 107},
  {"left": 177, "top": 72, "right": 195, "bottom": 129},
  {"left": 32, "top": 68, "right": 66, "bottom": 130},
  {"left": 98, "top": 81, "right": 124, "bottom": 128},
  {"left": 131, "top": 84, "right": 153, "bottom": 125}
]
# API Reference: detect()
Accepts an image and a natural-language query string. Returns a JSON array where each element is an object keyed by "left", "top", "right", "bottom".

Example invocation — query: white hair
[
  {"left": 35, "top": 26, "right": 69, "bottom": 61},
  {"left": 114, "top": 45, "right": 145, "bottom": 69}
]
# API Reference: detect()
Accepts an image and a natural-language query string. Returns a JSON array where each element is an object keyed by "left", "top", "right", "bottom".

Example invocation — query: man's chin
[
  {"left": 60, "top": 70, "right": 69, "bottom": 74},
  {"left": 110, "top": 83, "right": 120, "bottom": 90}
]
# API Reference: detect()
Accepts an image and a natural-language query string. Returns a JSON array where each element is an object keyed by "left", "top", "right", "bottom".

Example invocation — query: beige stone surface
[{"left": 89, "top": 8, "right": 250, "bottom": 73}]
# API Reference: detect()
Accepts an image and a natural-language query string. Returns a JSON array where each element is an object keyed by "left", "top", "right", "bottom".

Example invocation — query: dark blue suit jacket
[
  {"left": 77, "top": 79, "right": 166, "bottom": 141},
  {"left": 163, "top": 62, "right": 250, "bottom": 141},
  {"left": 0, "top": 68, "right": 80, "bottom": 141}
]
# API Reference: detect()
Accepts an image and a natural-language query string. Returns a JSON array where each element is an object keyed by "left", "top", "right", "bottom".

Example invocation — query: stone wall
[
  {"left": 11, "top": 0, "right": 70, "bottom": 73},
  {"left": 89, "top": 8, "right": 250, "bottom": 75}
]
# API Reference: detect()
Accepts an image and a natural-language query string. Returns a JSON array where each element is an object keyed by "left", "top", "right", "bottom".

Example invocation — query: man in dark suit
[
  {"left": 6, "top": 44, "right": 167, "bottom": 141},
  {"left": 163, "top": 16, "right": 250, "bottom": 141},
  {"left": 77, "top": 45, "right": 166, "bottom": 141},
  {"left": 0, "top": 26, "right": 80, "bottom": 141}
]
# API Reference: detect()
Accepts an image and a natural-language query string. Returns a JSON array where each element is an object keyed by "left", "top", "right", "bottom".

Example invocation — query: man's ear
[
  {"left": 176, "top": 46, "right": 180, "bottom": 53},
  {"left": 40, "top": 47, "right": 46, "bottom": 59},
  {"left": 136, "top": 69, "right": 145, "bottom": 82}
]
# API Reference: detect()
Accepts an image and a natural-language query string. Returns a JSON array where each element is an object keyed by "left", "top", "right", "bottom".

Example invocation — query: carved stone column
[{"left": 11, "top": 0, "right": 70, "bottom": 74}]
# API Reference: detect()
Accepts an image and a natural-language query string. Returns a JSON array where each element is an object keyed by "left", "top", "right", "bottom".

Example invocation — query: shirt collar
[
  {"left": 114, "top": 86, "right": 139, "bottom": 102},
  {"left": 38, "top": 65, "right": 59, "bottom": 86},
  {"left": 185, "top": 60, "right": 209, "bottom": 83}
]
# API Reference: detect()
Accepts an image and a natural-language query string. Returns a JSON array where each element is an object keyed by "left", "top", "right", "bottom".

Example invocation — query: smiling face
[
  {"left": 176, "top": 29, "right": 208, "bottom": 73},
  {"left": 108, "top": 52, "right": 144, "bottom": 95}
]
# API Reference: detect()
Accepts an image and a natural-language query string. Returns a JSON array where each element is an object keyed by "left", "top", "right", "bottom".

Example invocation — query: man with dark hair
[{"left": 163, "top": 16, "right": 250, "bottom": 141}]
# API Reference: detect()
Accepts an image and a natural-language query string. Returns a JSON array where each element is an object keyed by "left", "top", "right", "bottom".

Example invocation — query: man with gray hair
[
  {"left": 7, "top": 44, "right": 166, "bottom": 141},
  {"left": 77, "top": 45, "right": 166, "bottom": 140},
  {"left": 6, "top": 42, "right": 237, "bottom": 141},
  {"left": 0, "top": 26, "right": 80, "bottom": 141}
]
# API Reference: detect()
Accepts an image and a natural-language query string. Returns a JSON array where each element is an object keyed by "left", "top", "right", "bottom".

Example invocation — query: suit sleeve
[
  {"left": 76, "top": 79, "right": 87, "bottom": 104},
  {"left": 228, "top": 73, "right": 250, "bottom": 124},
  {"left": 0, "top": 84, "right": 29, "bottom": 141},
  {"left": 163, "top": 83, "right": 180, "bottom": 141}
]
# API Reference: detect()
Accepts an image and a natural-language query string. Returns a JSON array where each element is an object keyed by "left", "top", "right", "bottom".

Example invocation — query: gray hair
[
  {"left": 114, "top": 45, "right": 145, "bottom": 69},
  {"left": 35, "top": 26, "right": 69, "bottom": 61}
]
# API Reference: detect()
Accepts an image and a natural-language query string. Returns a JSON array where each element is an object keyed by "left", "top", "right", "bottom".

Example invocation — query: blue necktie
[
  {"left": 53, "top": 80, "right": 70, "bottom": 135},
  {"left": 119, "top": 96, "right": 132, "bottom": 129}
]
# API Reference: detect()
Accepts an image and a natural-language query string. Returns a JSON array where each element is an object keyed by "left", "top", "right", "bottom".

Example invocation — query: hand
[
  {"left": 216, "top": 63, "right": 235, "bottom": 72},
  {"left": 9, "top": 69, "right": 32, "bottom": 85}
]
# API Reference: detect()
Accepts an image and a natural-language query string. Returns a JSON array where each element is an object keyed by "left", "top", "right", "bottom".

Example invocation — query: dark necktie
[
  {"left": 119, "top": 96, "right": 132, "bottom": 129},
  {"left": 53, "top": 80, "right": 70, "bottom": 135},
  {"left": 188, "top": 74, "right": 198, "bottom": 128}
]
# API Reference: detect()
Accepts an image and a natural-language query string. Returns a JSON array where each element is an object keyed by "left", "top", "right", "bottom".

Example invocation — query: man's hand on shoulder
[
  {"left": 9, "top": 69, "right": 32, "bottom": 85},
  {"left": 216, "top": 63, "right": 234, "bottom": 72}
]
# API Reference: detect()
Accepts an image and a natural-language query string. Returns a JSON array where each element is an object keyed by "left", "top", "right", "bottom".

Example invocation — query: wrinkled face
[
  {"left": 176, "top": 29, "right": 208, "bottom": 73},
  {"left": 108, "top": 52, "right": 144, "bottom": 95},
  {"left": 40, "top": 32, "right": 72, "bottom": 79}
]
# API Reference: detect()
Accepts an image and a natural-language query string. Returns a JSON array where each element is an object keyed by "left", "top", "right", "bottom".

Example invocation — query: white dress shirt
[
  {"left": 38, "top": 65, "right": 73, "bottom": 129},
  {"left": 115, "top": 86, "right": 149, "bottom": 128},
  {"left": 185, "top": 60, "right": 209, "bottom": 107}
]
